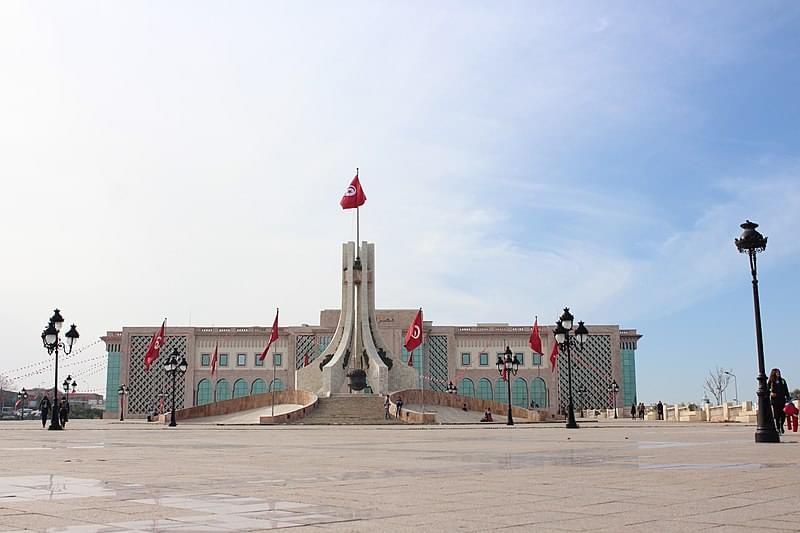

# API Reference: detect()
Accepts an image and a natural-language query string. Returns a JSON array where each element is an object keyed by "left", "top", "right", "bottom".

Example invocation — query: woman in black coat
[
  {"left": 39, "top": 396, "right": 51, "bottom": 428},
  {"left": 768, "top": 368, "right": 790, "bottom": 434}
]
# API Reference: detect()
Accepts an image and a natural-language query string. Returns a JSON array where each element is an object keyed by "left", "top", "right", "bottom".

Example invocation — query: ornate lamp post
[
  {"left": 723, "top": 371, "right": 738, "bottom": 404},
  {"left": 608, "top": 380, "right": 619, "bottom": 419},
  {"left": 554, "top": 309, "right": 588, "bottom": 429},
  {"left": 41, "top": 309, "right": 79, "bottom": 431},
  {"left": 496, "top": 346, "right": 520, "bottom": 426},
  {"left": 17, "top": 388, "right": 28, "bottom": 420},
  {"left": 163, "top": 348, "right": 188, "bottom": 427},
  {"left": 62, "top": 375, "right": 73, "bottom": 400},
  {"left": 118, "top": 385, "right": 128, "bottom": 421},
  {"left": 735, "top": 220, "right": 779, "bottom": 443}
]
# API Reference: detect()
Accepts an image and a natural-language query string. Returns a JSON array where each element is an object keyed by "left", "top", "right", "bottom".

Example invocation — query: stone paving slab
[{"left": 0, "top": 419, "right": 798, "bottom": 532}]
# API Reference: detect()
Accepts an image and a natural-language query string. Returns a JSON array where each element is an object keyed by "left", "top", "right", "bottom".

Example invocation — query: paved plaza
[{"left": 0, "top": 420, "right": 798, "bottom": 532}]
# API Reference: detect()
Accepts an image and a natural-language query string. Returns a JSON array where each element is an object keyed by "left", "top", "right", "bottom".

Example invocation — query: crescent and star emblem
[
  {"left": 411, "top": 325, "right": 421, "bottom": 339},
  {"left": 344, "top": 185, "right": 357, "bottom": 196}
]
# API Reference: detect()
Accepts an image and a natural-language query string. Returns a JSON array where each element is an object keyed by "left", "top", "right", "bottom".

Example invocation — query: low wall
[
  {"left": 389, "top": 389, "right": 550, "bottom": 424},
  {"left": 663, "top": 401, "right": 761, "bottom": 423},
  {"left": 163, "top": 390, "right": 318, "bottom": 424}
]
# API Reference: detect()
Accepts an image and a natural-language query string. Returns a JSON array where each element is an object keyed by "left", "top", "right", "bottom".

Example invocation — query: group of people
[
  {"left": 37, "top": 396, "right": 70, "bottom": 428},
  {"left": 384, "top": 395, "right": 403, "bottom": 419},
  {"left": 630, "top": 401, "right": 664, "bottom": 420}
]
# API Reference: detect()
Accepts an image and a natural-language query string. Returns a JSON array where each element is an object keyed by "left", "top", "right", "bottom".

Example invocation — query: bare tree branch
[{"left": 703, "top": 366, "right": 732, "bottom": 405}]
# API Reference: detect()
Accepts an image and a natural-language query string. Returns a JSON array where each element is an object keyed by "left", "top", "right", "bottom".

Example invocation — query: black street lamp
[
  {"left": 17, "top": 388, "right": 28, "bottom": 420},
  {"left": 41, "top": 309, "right": 79, "bottom": 431},
  {"left": 118, "top": 385, "right": 128, "bottom": 422},
  {"left": 163, "top": 348, "right": 188, "bottom": 427},
  {"left": 724, "top": 371, "right": 739, "bottom": 404},
  {"left": 496, "top": 346, "right": 520, "bottom": 426},
  {"left": 735, "top": 220, "right": 779, "bottom": 443},
  {"left": 554, "top": 309, "right": 588, "bottom": 429},
  {"left": 608, "top": 380, "right": 619, "bottom": 419}
]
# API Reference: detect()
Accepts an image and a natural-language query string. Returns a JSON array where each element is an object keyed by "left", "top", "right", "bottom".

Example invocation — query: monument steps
[{"left": 291, "top": 395, "right": 403, "bottom": 425}]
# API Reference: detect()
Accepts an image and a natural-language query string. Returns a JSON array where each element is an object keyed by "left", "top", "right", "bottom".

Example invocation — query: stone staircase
[{"left": 291, "top": 394, "right": 403, "bottom": 425}]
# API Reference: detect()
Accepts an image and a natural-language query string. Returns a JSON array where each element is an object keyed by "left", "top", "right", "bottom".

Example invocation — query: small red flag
[
  {"left": 340, "top": 173, "right": 367, "bottom": 209},
  {"left": 303, "top": 352, "right": 310, "bottom": 367},
  {"left": 210, "top": 342, "right": 218, "bottom": 376},
  {"left": 404, "top": 308, "right": 423, "bottom": 367},
  {"left": 501, "top": 366, "right": 508, "bottom": 382},
  {"left": 549, "top": 341, "right": 558, "bottom": 372},
  {"left": 259, "top": 308, "right": 280, "bottom": 362},
  {"left": 144, "top": 319, "right": 166, "bottom": 371},
  {"left": 529, "top": 317, "right": 542, "bottom": 354}
]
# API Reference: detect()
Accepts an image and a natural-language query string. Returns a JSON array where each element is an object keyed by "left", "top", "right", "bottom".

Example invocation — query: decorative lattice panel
[
  {"left": 427, "top": 335, "right": 448, "bottom": 392},
  {"left": 128, "top": 335, "right": 187, "bottom": 415},
  {"left": 295, "top": 335, "right": 316, "bottom": 369},
  {"left": 557, "top": 335, "right": 612, "bottom": 411},
  {"left": 318, "top": 335, "right": 332, "bottom": 355}
]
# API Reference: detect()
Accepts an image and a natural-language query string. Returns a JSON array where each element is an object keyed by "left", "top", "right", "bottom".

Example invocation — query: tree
[
  {"left": 0, "top": 374, "right": 16, "bottom": 414},
  {"left": 703, "top": 366, "right": 732, "bottom": 405},
  {"left": 792, "top": 388, "right": 800, "bottom": 400}
]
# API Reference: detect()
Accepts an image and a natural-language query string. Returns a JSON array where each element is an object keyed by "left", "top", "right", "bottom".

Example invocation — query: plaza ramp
[{"left": 164, "top": 390, "right": 318, "bottom": 425}]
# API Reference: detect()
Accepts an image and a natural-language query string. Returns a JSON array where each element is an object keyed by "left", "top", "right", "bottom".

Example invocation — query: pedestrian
[
  {"left": 784, "top": 401, "right": 798, "bottom": 433},
  {"left": 462, "top": 402, "right": 468, "bottom": 412},
  {"left": 631, "top": 403, "right": 636, "bottom": 420},
  {"left": 39, "top": 395, "right": 51, "bottom": 428},
  {"left": 59, "top": 399, "right": 69, "bottom": 427},
  {"left": 768, "top": 368, "right": 790, "bottom": 434},
  {"left": 657, "top": 401, "right": 664, "bottom": 420},
  {"left": 396, "top": 397, "right": 403, "bottom": 418},
  {"left": 384, "top": 395, "right": 390, "bottom": 420},
  {"left": 638, "top": 402, "right": 645, "bottom": 420},
  {"left": 480, "top": 408, "right": 493, "bottom": 422}
]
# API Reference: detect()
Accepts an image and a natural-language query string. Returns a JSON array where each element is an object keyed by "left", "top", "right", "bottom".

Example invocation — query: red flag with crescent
[
  {"left": 210, "top": 342, "right": 219, "bottom": 376},
  {"left": 340, "top": 174, "right": 366, "bottom": 209},
  {"left": 303, "top": 352, "right": 310, "bottom": 367},
  {"left": 529, "top": 317, "right": 542, "bottom": 354},
  {"left": 404, "top": 308, "right": 423, "bottom": 367},
  {"left": 549, "top": 341, "right": 558, "bottom": 372},
  {"left": 259, "top": 308, "right": 280, "bottom": 362},
  {"left": 143, "top": 319, "right": 166, "bottom": 371}
]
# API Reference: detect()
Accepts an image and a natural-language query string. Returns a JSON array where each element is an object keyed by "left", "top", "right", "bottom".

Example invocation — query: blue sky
[{"left": 0, "top": 2, "right": 798, "bottom": 403}]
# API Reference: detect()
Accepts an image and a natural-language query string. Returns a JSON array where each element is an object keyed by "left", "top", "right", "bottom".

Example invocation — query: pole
[
  {"left": 119, "top": 392, "right": 124, "bottom": 422},
  {"left": 271, "top": 357, "right": 276, "bottom": 418},
  {"left": 506, "top": 367, "right": 513, "bottom": 426},
  {"left": 50, "top": 342, "right": 61, "bottom": 430},
  {"left": 566, "top": 339, "right": 578, "bottom": 429},
  {"left": 734, "top": 374, "right": 739, "bottom": 404},
  {"left": 355, "top": 167, "right": 360, "bottom": 260},
  {"left": 750, "top": 251, "right": 779, "bottom": 442},
  {"left": 421, "top": 341, "right": 425, "bottom": 419}
]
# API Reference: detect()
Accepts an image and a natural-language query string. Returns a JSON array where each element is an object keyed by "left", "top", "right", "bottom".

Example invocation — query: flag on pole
[
  {"left": 549, "top": 341, "right": 558, "bottom": 372},
  {"left": 404, "top": 308, "right": 423, "bottom": 367},
  {"left": 529, "top": 316, "right": 542, "bottom": 354},
  {"left": 259, "top": 308, "right": 280, "bottom": 362},
  {"left": 501, "top": 366, "right": 508, "bottom": 382},
  {"left": 143, "top": 319, "right": 166, "bottom": 371},
  {"left": 211, "top": 342, "right": 219, "bottom": 376},
  {"left": 303, "top": 352, "right": 310, "bottom": 367},
  {"left": 340, "top": 173, "right": 367, "bottom": 209}
]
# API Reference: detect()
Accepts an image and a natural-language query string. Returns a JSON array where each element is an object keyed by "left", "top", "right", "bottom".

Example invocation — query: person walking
[
  {"left": 59, "top": 399, "right": 70, "bottom": 428},
  {"left": 638, "top": 403, "right": 645, "bottom": 420},
  {"left": 631, "top": 403, "right": 637, "bottom": 420},
  {"left": 768, "top": 368, "right": 790, "bottom": 434},
  {"left": 384, "top": 395, "right": 391, "bottom": 420},
  {"left": 657, "top": 401, "right": 664, "bottom": 420},
  {"left": 784, "top": 401, "right": 798, "bottom": 433},
  {"left": 39, "top": 396, "right": 51, "bottom": 428},
  {"left": 395, "top": 397, "right": 403, "bottom": 418}
]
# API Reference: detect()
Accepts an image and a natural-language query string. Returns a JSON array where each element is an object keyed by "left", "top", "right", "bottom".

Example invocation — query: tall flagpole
[
  {"left": 420, "top": 308, "right": 424, "bottom": 419},
  {"left": 355, "top": 167, "right": 360, "bottom": 260},
  {"left": 271, "top": 358, "right": 276, "bottom": 418}
]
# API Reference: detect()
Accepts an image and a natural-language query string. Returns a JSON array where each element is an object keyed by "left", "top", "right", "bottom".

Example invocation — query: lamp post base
[
  {"left": 755, "top": 383, "right": 779, "bottom": 443},
  {"left": 566, "top": 404, "right": 579, "bottom": 429}
]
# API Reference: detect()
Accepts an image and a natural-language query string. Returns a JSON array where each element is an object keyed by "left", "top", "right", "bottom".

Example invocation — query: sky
[{"left": 1, "top": 2, "right": 799, "bottom": 404}]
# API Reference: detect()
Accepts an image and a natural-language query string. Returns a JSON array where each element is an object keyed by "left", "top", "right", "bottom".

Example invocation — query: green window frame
[
  {"left": 219, "top": 354, "right": 229, "bottom": 367},
  {"left": 273, "top": 353, "right": 282, "bottom": 367},
  {"left": 515, "top": 352, "right": 524, "bottom": 366},
  {"left": 236, "top": 353, "right": 247, "bottom": 367},
  {"left": 461, "top": 353, "right": 471, "bottom": 366},
  {"left": 254, "top": 353, "right": 264, "bottom": 366},
  {"left": 201, "top": 354, "right": 210, "bottom": 367},
  {"left": 197, "top": 379, "right": 212, "bottom": 405},
  {"left": 479, "top": 353, "right": 489, "bottom": 366},
  {"left": 532, "top": 353, "right": 542, "bottom": 366}
]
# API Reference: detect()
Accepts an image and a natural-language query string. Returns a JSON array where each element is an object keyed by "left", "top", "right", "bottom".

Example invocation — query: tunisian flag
[
  {"left": 529, "top": 317, "right": 542, "bottom": 354},
  {"left": 210, "top": 342, "right": 219, "bottom": 376},
  {"left": 340, "top": 173, "right": 367, "bottom": 209},
  {"left": 404, "top": 308, "right": 423, "bottom": 367},
  {"left": 303, "top": 352, "right": 310, "bottom": 367},
  {"left": 143, "top": 319, "right": 166, "bottom": 371},
  {"left": 259, "top": 308, "right": 280, "bottom": 362},
  {"left": 549, "top": 341, "right": 559, "bottom": 372}
]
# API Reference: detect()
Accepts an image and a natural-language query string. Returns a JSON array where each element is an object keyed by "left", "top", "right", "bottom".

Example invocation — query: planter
[{"left": 347, "top": 369, "right": 367, "bottom": 391}]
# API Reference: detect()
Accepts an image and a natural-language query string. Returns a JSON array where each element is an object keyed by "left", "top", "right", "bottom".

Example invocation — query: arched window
[
  {"left": 458, "top": 378, "right": 475, "bottom": 398},
  {"left": 251, "top": 378, "right": 267, "bottom": 395},
  {"left": 270, "top": 378, "right": 285, "bottom": 392},
  {"left": 477, "top": 378, "right": 493, "bottom": 400},
  {"left": 495, "top": 378, "right": 508, "bottom": 404},
  {"left": 196, "top": 379, "right": 211, "bottom": 406},
  {"left": 531, "top": 377, "right": 548, "bottom": 408},
  {"left": 512, "top": 377, "right": 528, "bottom": 408},
  {"left": 216, "top": 379, "right": 230, "bottom": 401},
  {"left": 233, "top": 379, "right": 248, "bottom": 398}
]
